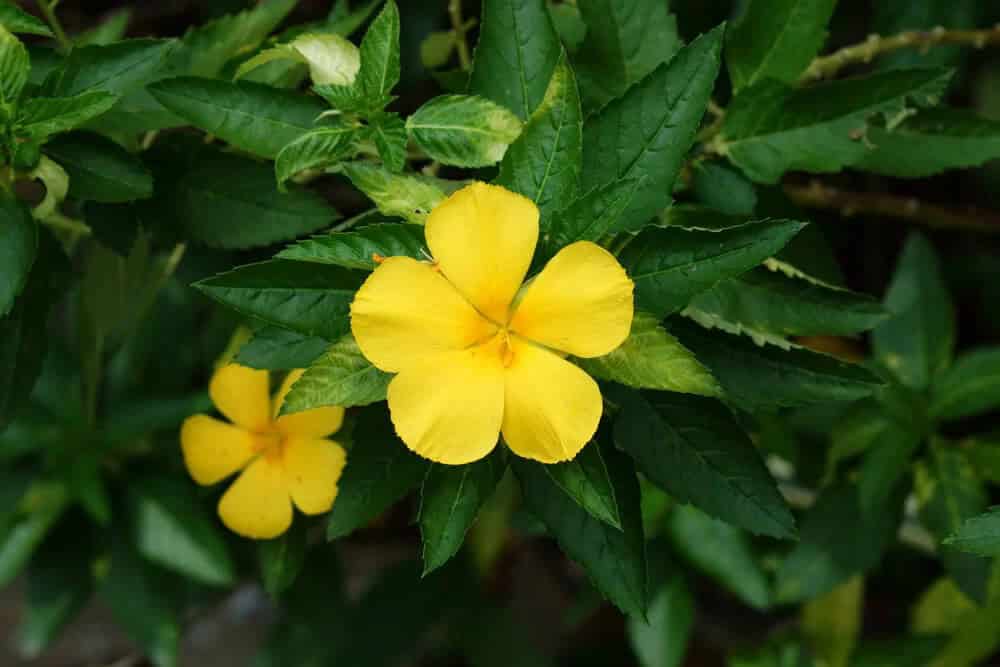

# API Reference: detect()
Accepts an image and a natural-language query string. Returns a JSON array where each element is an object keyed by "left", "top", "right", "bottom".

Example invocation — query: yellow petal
[
  {"left": 387, "top": 336, "right": 505, "bottom": 464},
  {"left": 501, "top": 338, "right": 602, "bottom": 464},
  {"left": 180, "top": 415, "right": 257, "bottom": 486},
  {"left": 283, "top": 436, "right": 346, "bottom": 514},
  {"left": 273, "top": 369, "right": 345, "bottom": 438},
  {"left": 426, "top": 182, "right": 539, "bottom": 324},
  {"left": 509, "top": 241, "right": 634, "bottom": 358},
  {"left": 217, "top": 458, "right": 292, "bottom": 539},
  {"left": 351, "top": 256, "right": 496, "bottom": 373},
  {"left": 209, "top": 364, "right": 272, "bottom": 431}
]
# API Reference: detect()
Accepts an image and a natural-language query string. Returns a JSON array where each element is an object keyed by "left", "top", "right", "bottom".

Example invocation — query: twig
[
  {"left": 801, "top": 24, "right": 1000, "bottom": 82},
  {"left": 34, "top": 0, "right": 71, "bottom": 52},
  {"left": 784, "top": 180, "right": 1000, "bottom": 234},
  {"left": 448, "top": 0, "right": 472, "bottom": 71}
]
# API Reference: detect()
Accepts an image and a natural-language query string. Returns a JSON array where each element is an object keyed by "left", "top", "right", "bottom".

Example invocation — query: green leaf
[
  {"left": 774, "top": 484, "right": 898, "bottom": 604},
  {"left": 148, "top": 77, "right": 328, "bottom": 159},
  {"left": 966, "top": 437, "right": 1000, "bottom": 485},
  {"left": 545, "top": 177, "right": 643, "bottom": 253},
  {"left": 0, "top": 2, "right": 53, "bottom": 37},
  {"left": 577, "top": 312, "right": 720, "bottom": 396},
  {"left": 236, "top": 326, "right": 329, "bottom": 370},
  {"left": 857, "top": 109, "right": 1000, "bottom": 178},
  {"left": 341, "top": 162, "right": 446, "bottom": 224},
  {"left": 727, "top": 0, "right": 837, "bottom": 91},
  {"left": 14, "top": 91, "right": 119, "bottom": 140},
  {"left": 131, "top": 476, "right": 235, "bottom": 587},
  {"left": 195, "top": 260, "right": 361, "bottom": 341},
  {"left": 613, "top": 388, "right": 795, "bottom": 539},
  {"left": 667, "top": 504, "right": 771, "bottom": 609},
  {"left": 930, "top": 346, "right": 1000, "bottom": 420},
  {"left": 0, "top": 483, "right": 68, "bottom": 587},
  {"left": 0, "top": 25, "right": 28, "bottom": 105},
  {"left": 671, "top": 319, "right": 883, "bottom": 410},
  {"left": 258, "top": 523, "right": 308, "bottom": 597},
  {"left": 355, "top": 0, "right": 400, "bottom": 104},
  {"left": 407, "top": 94, "right": 523, "bottom": 167},
  {"left": 274, "top": 123, "right": 361, "bottom": 188},
  {"left": 45, "top": 38, "right": 176, "bottom": 96},
  {"left": 76, "top": 8, "right": 131, "bottom": 47},
  {"left": 619, "top": 220, "right": 806, "bottom": 319},
  {"left": 801, "top": 577, "right": 864, "bottom": 667},
  {"left": 944, "top": 507, "right": 1000, "bottom": 557},
  {"left": 369, "top": 111, "right": 407, "bottom": 172},
  {"left": 582, "top": 26, "right": 724, "bottom": 230},
  {"left": 496, "top": 52, "right": 582, "bottom": 220},
  {"left": 470, "top": 0, "right": 561, "bottom": 120},
  {"left": 0, "top": 194, "right": 37, "bottom": 318},
  {"left": 419, "top": 454, "right": 505, "bottom": 575},
  {"left": 691, "top": 162, "right": 758, "bottom": 217},
  {"left": 326, "top": 406, "right": 429, "bottom": 540},
  {"left": 44, "top": 132, "right": 153, "bottom": 203},
  {"left": 514, "top": 446, "right": 647, "bottom": 616},
  {"left": 873, "top": 233, "right": 954, "bottom": 390},
  {"left": 280, "top": 334, "right": 392, "bottom": 413},
  {"left": 544, "top": 442, "right": 623, "bottom": 530},
  {"left": 718, "top": 68, "right": 952, "bottom": 184},
  {"left": 684, "top": 268, "right": 887, "bottom": 341},
  {"left": 573, "top": 0, "right": 682, "bottom": 112},
  {"left": 626, "top": 553, "right": 693, "bottom": 667},
  {"left": 851, "top": 637, "right": 949, "bottom": 667},
  {"left": 278, "top": 222, "right": 425, "bottom": 271},
  {"left": 857, "top": 426, "right": 921, "bottom": 516}
]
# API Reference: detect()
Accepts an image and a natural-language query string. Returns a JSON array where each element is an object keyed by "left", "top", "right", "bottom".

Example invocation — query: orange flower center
[{"left": 252, "top": 429, "right": 287, "bottom": 463}]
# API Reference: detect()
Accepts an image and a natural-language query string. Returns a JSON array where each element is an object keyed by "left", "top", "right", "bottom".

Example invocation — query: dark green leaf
[
  {"left": 236, "top": 327, "right": 329, "bottom": 370},
  {"left": 76, "top": 8, "right": 132, "bottom": 47},
  {"left": 195, "top": 260, "right": 361, "bottom": 341},
  {"left": 148, "top": 77, "right": 328, "bottom": 159},
  {"left": 544, "top": 442, "right": 623, "bottom": 530},
  {"left": 258, "top": 522, "right": 308, "bottom": 597},
  {"left": 326, "top": 406, "right": 429, "bottom": 540},
  {"left": 406, "top": 94, "right": 523, "bottom": 167},
  {"left": 727, "top": 0, "right": 837, "bottom": 90},
  {"left": 45, "top": 38, "right": 176, "bottom": 96},
  {"left": 0, "top": 194, "right": 37, "bottom": 317},
  {"left": 582, "top": 26, "right": 724, "bottom": 229},
  {"left": 944, "top": 507, "right": 1000, "bottom": 557},
  {"left": 619, "top": 220, "right": 806, "bottom": 318},
  {"left": 857, "top": 427, "right": 921, "bottom": 516},
  {"left": 274, "top": 123, "right": 360, "bottom": 188},
  {"left": 470, "top": 0, "right": 561, "bottom": 120},
  {"left": 930, "top": 346, "right": 1000, "bottom": 420},
  {"left": 514, "top": 446, "right": 647, "bottom": 616},
  {"left": 14, "top": 91, "right": 119, "bottom": 140},
  {"left": 280, "top": 334, "right": 392, "bottom": 413},
  {"left": 355, "top": 0, "right": 400, "bottom": 104},
  {"left": 497, "top": 52, "right": 582, "bottom": 221},
  {"left": 0, "top": 25, "right": 28, "bottom": 105},
  {"left": 44, "top": 132, "right": 153, "bottom": 203},
  {"left": 873, "top": 233, "right": 954, "bottom": 389},
  {"left": 369, "top": 111, "right": 407, "bottom": 172},
  {"left": 545, "top": 177, "right": 643, "bottom": 253},
  {"left": 691, "top": 162, "right": 758, "bottom": 217},
  {"left": 852, "top": 637, "right": 950, "bottom": 667},
  {"left": 278, "top": 222, "right": 425, "bottom": 271},
  {"left": 340, "top": 162, "right": 446, "bottom": 224},
  {"left": 0, "top": 2, "right": 53, "bottom": 37},
  {"left": 0, "top": 483, "right": 67, "bottom": 587}
]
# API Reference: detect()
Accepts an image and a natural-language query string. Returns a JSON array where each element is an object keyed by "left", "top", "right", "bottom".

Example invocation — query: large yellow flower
[
  {"left": 351, "top": 182, "right": 634, "bottom": 465},
  {"left": 180, "top": 364, "right": 346, "bottom": 539}
]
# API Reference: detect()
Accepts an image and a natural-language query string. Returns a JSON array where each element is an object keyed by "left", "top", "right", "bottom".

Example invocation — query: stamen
[{"left": 372, "top": 253, "right": 386, "bottom": 265}]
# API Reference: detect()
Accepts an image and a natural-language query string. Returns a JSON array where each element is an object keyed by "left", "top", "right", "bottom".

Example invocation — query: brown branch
[
  {"left": 784, "top": 180, "right": 1000, "bottom": 234},
  {"left": 801, "top": 24, "right": 1000, "bottom": 82}
]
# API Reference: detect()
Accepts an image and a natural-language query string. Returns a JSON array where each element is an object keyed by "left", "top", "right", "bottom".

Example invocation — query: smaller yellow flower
[{"left": 181, "top": 365, "right": 346, "bottom": 539}]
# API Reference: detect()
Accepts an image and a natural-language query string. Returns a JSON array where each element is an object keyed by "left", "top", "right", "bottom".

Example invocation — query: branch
[
  {"left": 448, "top": 0, "right": 472, "bottom": 71},
  {"left": 34, "top": 0, "right": 71, "bottom": 52},
  {"left": 801, "top": 24, "right": 1000, "bottom": 82},
  {"left": 784, "top": 180, "right": 1000, "bottom": 234}
]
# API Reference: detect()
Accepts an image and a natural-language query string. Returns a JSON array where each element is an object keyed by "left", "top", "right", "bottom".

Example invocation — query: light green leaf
[
  {"left": 239, "top": 33, "right": 361, "bottom": 86},
  {"left": 236, "top": 327, "right": 329, "bottom": 371},
  {"left": 727, "top": 0, "right": 838, "bottom": 91},
  {"left": 930, "top": 346, "right": 1000, "bottom": 420},
  {"left": 497, "top": 52, "right": 582, "bottom": 220},
  {"left": 341, "top": 162, "right": 446, "bottom": 224},
  {"left": 46, "top": 38, "right": 175, "bottom": 97},
  {"left": 420, "top": 30, "right": 455, "bottom": 69},
  {"left": 15, "top": 91, "right": 119, "bottom": 142},
  {"left": 280, "top": 334, "right": 392, "bottom": 414},
  {"left": 355, "top": 0, "right": 400, "bottom": 103},
  {"left": 0, "top": 194, "right": 37, "bottom": 318},
  {"left": 873, "top": 233, "right": 954, "bottom": 390},
  {"left": 407, "top": 94, "right": 523, "bottom": 167},
  {"left": 0, "top": 2, "right": 53, "bottom": 37},
  {"left": 277, "top": 222, "right": 425, "bottom": 270},
  {"left": 544, "top": 443, "right": 622, "bottom": 530},
  {"left": 470, "top": 0, "right": 561, "bottom": 120},
  {"left": 627, "top": 554, "right": 693, "bottom": 667},
  {"left": 577, "top": 312, "right": 720, "bottom": 396},
  {"left": 0, "top": 483, "right": 67, "bottom": 587},
  {"left": 582, "top": 26, "right": 724, "bottom": 230},
  {"left": 718, "top": 68, "right": 952, "bottom": 184},
  {"left": 613, "top": 388, "right": 795, "bottom": 539},
  {"left": 195, "top": 260, "right": 361, "bottom": 341},
  {"left": 944, "top": 507, "right": 1000, "bottom": 557},
  {"left": 76, "top": 8, "right": 131, "bottom": 46},
  {"left": 369, "top": 111, "right": 407, "bottom": 172},
  {"left": 801, "top": 577, "right": 864, "bottom": 667},
  {"left": 44, "top": 132, "right": 153, "bottom": 203},
  {"left": 274, "top": 123, "right": 360, "bottom": 188},
  {"left": 0, "top": 25, "right": 28, "bottom": 105},
  {"left": 619, "top": 220, "right": 806, "bottom": 319}
]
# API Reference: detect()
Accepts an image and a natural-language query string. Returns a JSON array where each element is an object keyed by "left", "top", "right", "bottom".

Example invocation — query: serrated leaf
[
  {"left": 670, "top": 319, "right": 883, "bottom": 409},
  {"left": 280, "top": 334, "right": 392, "bottom": 413},
  {"left": 470, "top": 0, "right": 561, "bottom": 120},
  {"left": 419, "top": 453, "right": 505, "bottom": 574},
  {"left": 14, "top": 91, "right": 119, "bottom": 140},
  {"left": 236, "top": 327, "right": 329, "bottom": 370},
  {"left": 582, "top": 26, "right": 724, "bottom": 230},
  {"left": 930, "top": 346, "right": 1000, "bottom": 420},
  {"left": 514, "top": 447, "right": 647, "bottom": 617},
  {"left": 327, "top": 406, "right": 429, "bottom": 540},
  {"left": 148, "top": 77, "right": 327, "bottom": 159},
  {"left": 0, "top": 194, "right": 37, "bottom": 318},
  {"left": 727, "top": 0, "right": 837, "bottom": 91},
  {"left": 545, "top": 178, "right": 643, "bottom": 254},
  {"left": 544, "top": 442, "right": 622, "bottom": 530},
  {"left": 274, "top": 123, "right": 361, "bottom": 188},
  {"left": 944, "top": 507, "right": 1000, "bottom": 557},
  {"left": 0, "top": 24, "right": 28, "bottom": 104},
  {"left": 497, "top": 52, "right": 582, "bottom": 220},
  {"left": 341, "top": 162, "right": 446, "bottom": 224},
  {"left": 355, "top": 0, "right": 399, "bottom": 103},
  {"left": 718, "top": 68, "right": 952, "bottom": 184},
  {"left": 619, "top": 220, "right": 806, "bottom": 319},
  {"left": 691, "top": 162, "right": 758, "bottom": 217},
  {"left": 45, "top": 39, "right": 175, "bottom": 97},
  {"left": 44, "top": 132, "right": 153, "bottom": 203},
  {"left": 195, "top": 260, "right": 361, "bottom": 341},
  {"left": 613, "top": 388, "right": 795, "bottom": 539},
  {"left": 0, "top": 2, "right": 53, "bottom": 37},
  {"left": 577, "top": 312, "right": 720, "bottom": 396},
  {"left": 369, "top": 111, "right": 407, "bottom": 172},
  {"left": 278, "top": 222, "right": 425, "bottom": 270},
  {"left": 407, "top": 94, "right": 523, "bottom": 167},
  {"left": 873, "top": 233, "right": 954, "bottom": 390}
]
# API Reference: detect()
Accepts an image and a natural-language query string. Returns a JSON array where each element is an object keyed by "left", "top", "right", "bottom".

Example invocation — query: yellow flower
[
  {"left": 180, "top": 365, "right": 346, "bottom": 539},
  {"left": 351, "top": 182, "right": 634, "bottom": 465}
]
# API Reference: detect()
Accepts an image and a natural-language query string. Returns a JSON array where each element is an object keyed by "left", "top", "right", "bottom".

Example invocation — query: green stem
[
  {"left": 448, "top": 0, "right": 472, "bottom": 70},
  {"left": 35, "top": 0, "right": 71, "bottom": 52}
]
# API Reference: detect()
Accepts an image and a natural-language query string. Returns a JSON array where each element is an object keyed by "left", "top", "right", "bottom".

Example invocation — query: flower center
[
  {"left": 252, "top": 429, "right": 286, "bottom": 463},
  {"left": 498, "top": 329, "right": 515, "bottom": 368}
]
